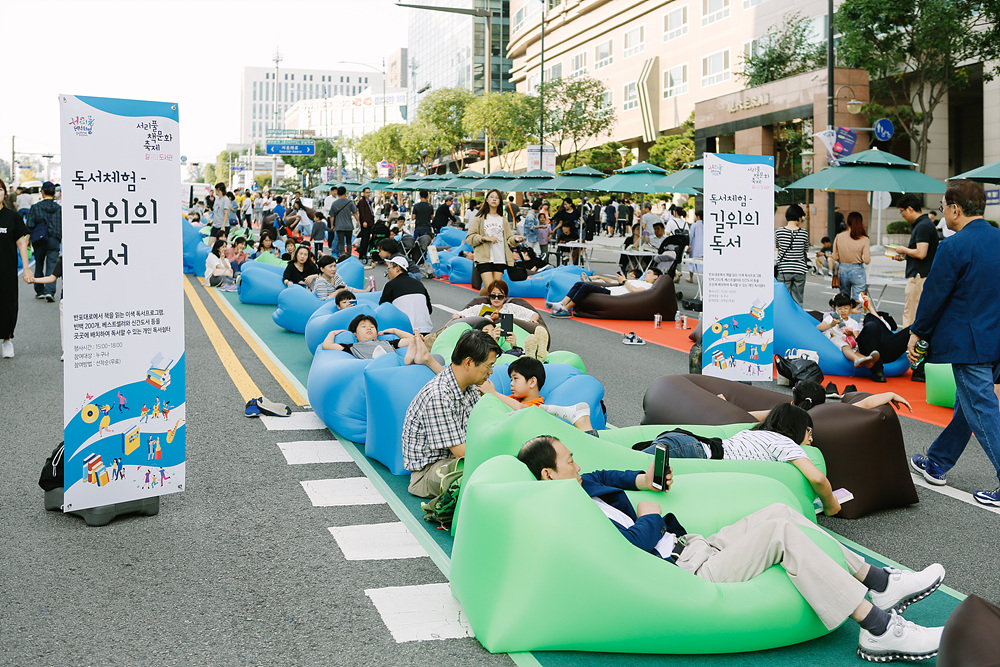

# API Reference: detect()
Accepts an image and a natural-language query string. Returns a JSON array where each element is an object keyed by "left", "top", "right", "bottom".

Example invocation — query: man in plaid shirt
[{"left": 403, "top": 329, "right": 502, "bottom": 498}]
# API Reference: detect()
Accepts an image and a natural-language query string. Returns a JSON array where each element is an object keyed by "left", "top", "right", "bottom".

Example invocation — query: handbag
[
  {"left": 774, "top": 354, "right": 824, "bottom": 386},
  {"left": 506, "top": 263, "right": 528, "bottom": 281},
  {"left": 831, "top": 272, "right": 840, "bottom": 288}
]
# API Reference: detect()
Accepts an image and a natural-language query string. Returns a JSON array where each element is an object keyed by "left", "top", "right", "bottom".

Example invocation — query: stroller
[
  {"left": 656, "top": 233, "right": 689, "bottom": 279},
  {"left": 367, "top": 222, "right": 391, "bottom": 264},
  {"left": 400, "top": 233, "right": 430, "bottom": 279}
]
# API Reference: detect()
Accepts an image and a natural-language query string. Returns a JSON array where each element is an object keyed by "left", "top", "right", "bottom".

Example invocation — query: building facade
[
  {"left": 284, "top": 87, "right": 409, "bottom": 140},
  {"left": 406, "top": 0, "right": 516, "bottom": 118},
  {"left": 240, "top": 66, "right": 385, "bottom": 146},
  {"left": 387, "top": 48, "right": 409, "bottom": 89}
]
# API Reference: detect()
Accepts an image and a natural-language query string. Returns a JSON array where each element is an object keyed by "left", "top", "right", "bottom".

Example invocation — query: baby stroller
[
  {"left": 657, "top": 234, "right": 689, "bottom": 279},
  {"left": 368, "top": 222, "right": 391, "bottom": 264}
]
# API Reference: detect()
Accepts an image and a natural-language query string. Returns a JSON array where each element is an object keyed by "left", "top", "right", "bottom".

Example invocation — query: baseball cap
[
  {"left": 387, "top": 256, "right": 409, "bottom": 270},
  {"left": 42, "top": 181, "right": 57, "bottom": 195}
]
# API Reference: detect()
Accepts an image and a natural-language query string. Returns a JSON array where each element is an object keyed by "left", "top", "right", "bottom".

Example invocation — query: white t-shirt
[
  {"left": 821, "top": 312, "right": 862, "bottom": 349},
  {"left": 937, "top": 219, "right": 955, "bottom": 238},
  {"left": 483, "top": 214, "right": 507, "bottom": 264},
  {"left": 16, "top": 193, "right": 33, "bottom": 210},
  {"left": 608, "top": 279, "right": 652, "bottom": 296},
  {"left": 722, "top": 429, "right": 807, "bottom": 462},
  {"left": 204, "top": 253, "right": 229, "bottom": 282}
]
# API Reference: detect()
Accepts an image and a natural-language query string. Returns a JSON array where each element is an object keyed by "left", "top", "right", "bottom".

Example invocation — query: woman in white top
[
  {"left": 205, "top": 239, "right": 235, "bottom": 289},
  {"left": 466, "top": 189, "right": 525, "bottom": 287},
  {"left": 448, "top": 279, "right": 541, "bottom": 323},
  {"left": 641, "top": 403, "right": 843, "bottom": 515}
]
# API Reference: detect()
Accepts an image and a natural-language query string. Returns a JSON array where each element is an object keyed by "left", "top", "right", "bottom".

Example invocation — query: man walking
[
  {"left": 328, "top": 186, "right": 359, "bottom": 257},
  {"left": 357, "top": 187, "right": 376, "bottom": 264},
  {"left": 26, "top": 181, "right": 61, "bottom": 302},
  {"left": 908, "top": 180, "right": 1000, "bottom": 506},
  {"left": 411, "top": 190, "right": 434, "bottom": 240},
  {"left": 893, "top": 194, "right": 938, "bottom": 330},
  {"left": 433, "top": 195, "right": 458, "bottom": 233}
]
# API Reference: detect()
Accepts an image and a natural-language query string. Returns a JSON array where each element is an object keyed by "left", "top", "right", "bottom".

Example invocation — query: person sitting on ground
[
  {"left": 728, "top": 379, "right": 912, "bottom": 422},
  {"left": 402, "top": 330, "right": 503, "bottom": 498},
  {"left": 817, "top": 293, "right": 880, "bottom": 369},
  {"left": 250, "top": 230, "right": 280, "bottom": 260},
  {"left": 205, "top": 239, "right": 236, "bottom": 290},
  {"left": 226, "top": 236, "right": 249, "bottom": 275},
  {"left": 320, "top": 313, "right": 434, "bottom": 364},
  {"left": 815, "top": 236, "right": 836, "bottom": 276},
  {"left": 312, "top": 255, "right": 347, "bottom": 300},
  {"left": 283, "top": 245, "right": 319, "bottom": 287},
  {"left": 334, "top": 290, "right": 357, "bottom": 311},
  {"left": 450, "top": 279, "right": 541, "bottom": 323},
  {"left": 640, "top": 403, "right": 840, "bottom": 515},
  {"left": 550, "top": 267, "right": 661, "bottom": 317},
  {"left": 482, "top": 356, "right": 598, "bottom": 435},
  {"left": 516, "top": 436, "right": 947, "bottom": 663}
]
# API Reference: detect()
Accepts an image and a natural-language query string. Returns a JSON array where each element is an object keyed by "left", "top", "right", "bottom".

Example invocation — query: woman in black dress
[{"left": 0, "top": 178, "right": 33, "bottom": 358}]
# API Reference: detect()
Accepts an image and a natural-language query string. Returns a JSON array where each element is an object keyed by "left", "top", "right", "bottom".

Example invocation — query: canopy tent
[
  {"left": 455, "top": 169, "right": 519, "bottom": 193},
  {"left": 589, "top": 162, "right": 699, "bottom": 195},
  {"left": 948, "top": 158, "right": 1000, "bottom": 184},
  {"left": 358, "top": 177, "right": 394, "bottom": 192},
  {"left": 785, "top": 149, "right": 946, "bottom": 194},
  {"left": 652, "top": 157, "right": 785, "bottom": 193},
  {"left": 434, "top": 169, "right": 486, "bottom": 191},
  {"left": 505, "top": 169, "right": 558, "bottom": 192},
  {"left": 524, "top": 165, "right": 607, "bottom": 193}
]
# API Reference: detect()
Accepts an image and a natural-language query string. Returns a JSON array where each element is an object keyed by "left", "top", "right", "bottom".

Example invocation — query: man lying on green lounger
[{"left": 516, "top": 436, "right": 946, "bottom": 663}]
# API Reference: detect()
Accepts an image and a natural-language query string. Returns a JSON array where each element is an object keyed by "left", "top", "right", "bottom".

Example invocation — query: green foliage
[
  {"left": 738, "top": 12, "right": 826, "bottom": 87},
  {"left": 463, "top": 92, "right": 539, "bottom": 170},
  {"left": 837, "top": 0, "right": 1000, "bottom": 170},
  {"left": 562, "top": 141, "right": 626, "bottom": 173},
  {"left": 356, "top": 125, "right": 413, "bottom": 180},
  {"left": 886, "top": 220, "right": 912, "bottom": 234},
  {"left": 254, "top": 174, "right": 272, "bottom": 190},
  {"left": 647, "top": 114, "right": 695, "bottom": 172},
  {"left": 536, "top": 76, "right": 617, "bottom": 167},
  {"left": 861, "top": 101, "right": 922, "bottom": 153},
  {"left": 416, "top": 87, "right": 476, "bottom": 169},
  {"left": 204, "top": 149, "right": 242, "bottom": 187}
]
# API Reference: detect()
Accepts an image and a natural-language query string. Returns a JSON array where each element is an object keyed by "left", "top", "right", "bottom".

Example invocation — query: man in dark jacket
[
  {"left": 432, "top": 196, "right": 458, "bottom": 233},
  {"left": 26, "top": 181, "right": 62, "bottom": 301},
  {"left": 357, "top": 187, "right": 376, "bottom": 265}
]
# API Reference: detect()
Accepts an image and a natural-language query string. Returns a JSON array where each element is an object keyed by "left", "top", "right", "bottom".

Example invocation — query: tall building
[
  {"left": 285, "top": 87, "right": 409, "bottom": 139},
  {"left": 240, "top": 65, "right": 384, "bottom": 146},
  {"left": 407, "top": 0, "right": 515, "bottom": 119},
  {"left": 387, "top": 48, "right": 409, "bottom": 89}
]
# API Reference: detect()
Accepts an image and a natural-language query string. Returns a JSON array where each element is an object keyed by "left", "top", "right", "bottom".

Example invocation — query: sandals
[{"left": 622, "top": 332, "right": 646, "bottom": 346}]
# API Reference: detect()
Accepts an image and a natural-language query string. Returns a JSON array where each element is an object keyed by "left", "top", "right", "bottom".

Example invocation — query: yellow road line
[
  {"left": 201, "top": 280, "right": 308, "bottom": 406},
  {"left": 183, "top": 275, "right": 262, "bottom": 402}
]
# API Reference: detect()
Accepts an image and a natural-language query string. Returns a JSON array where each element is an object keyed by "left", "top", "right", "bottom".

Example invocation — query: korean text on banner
[
  {"left": 60, "top": 95, "right": 186, "bottom": 512},
  {"left": 702, "top": 153, "right": 775, "bottom": 381}
]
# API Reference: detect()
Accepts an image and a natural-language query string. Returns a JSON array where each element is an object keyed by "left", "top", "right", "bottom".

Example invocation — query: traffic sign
[
  {"left": 874, "top": 118, "right": 894, "bottom": 142},
  {"left": 265, "top": 140, "right": 316, "bottom": 156}
]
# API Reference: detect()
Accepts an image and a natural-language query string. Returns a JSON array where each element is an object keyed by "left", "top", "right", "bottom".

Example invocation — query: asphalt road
[{"left": 1, "top": 253, "right": 997, "bottom": 667}]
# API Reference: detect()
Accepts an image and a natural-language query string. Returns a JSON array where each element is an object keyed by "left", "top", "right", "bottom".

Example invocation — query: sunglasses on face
[{"left": 489, "top": 294, "right": 505, "bottom": 300}]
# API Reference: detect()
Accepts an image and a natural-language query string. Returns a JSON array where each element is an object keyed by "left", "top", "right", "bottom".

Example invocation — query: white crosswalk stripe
[
  {"left": 365, "top": 583, "right": 474, "bottom": 642},
  {"left": 328, "top": 522, "right": 428, "bottom": 560},
  {"left": 278, "top": 439, "right": 354, "bottom": 464},
  {"left": 300, "top": 477, "right": 385, "bottom": 506}
]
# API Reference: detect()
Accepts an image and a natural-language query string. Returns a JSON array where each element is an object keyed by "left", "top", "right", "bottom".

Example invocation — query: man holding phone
[{"left": 517, "top": 436, "right": 946, "bottom": 663}]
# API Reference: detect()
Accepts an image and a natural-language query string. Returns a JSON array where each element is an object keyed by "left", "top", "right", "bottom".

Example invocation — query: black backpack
[{"left": 38, "top": 442, "right": 65, "bottom": 492}]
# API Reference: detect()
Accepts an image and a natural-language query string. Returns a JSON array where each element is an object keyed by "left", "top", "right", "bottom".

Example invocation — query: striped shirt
[
  {"left": 722, "top": 429, "right": 807, "bottom": 462},
  {"left": 312, "top": 274, "right": 346, "bottom": 300},
  {"left": 774, "top": 227, "right": 810, "bottom": 275}
]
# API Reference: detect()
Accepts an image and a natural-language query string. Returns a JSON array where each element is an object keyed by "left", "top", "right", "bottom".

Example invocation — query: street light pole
[
  {"left": 826, "top": 0, "right": 836, "bottom": 240},
  {"left": 539, "top": 0, "right": 545, "bottom": 150},
  {"left": 396, "top": 2, "right": 493, "bottom": 173}
]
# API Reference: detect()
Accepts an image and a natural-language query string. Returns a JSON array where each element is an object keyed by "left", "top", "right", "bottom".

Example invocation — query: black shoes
[{"left": 870, "top": 369, "right": 887, "bottom": 383}]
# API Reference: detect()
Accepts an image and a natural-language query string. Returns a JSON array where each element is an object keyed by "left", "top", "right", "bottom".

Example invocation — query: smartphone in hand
[
  {"left": 499, "top": 312, "right": 514, "bottom": 338},
  {"left": 651, "top": 444, "right": 671, "bottom": 491}
]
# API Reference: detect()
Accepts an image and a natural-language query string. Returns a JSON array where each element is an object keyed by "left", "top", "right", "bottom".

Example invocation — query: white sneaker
[
  {"left": 869, "top": 564, "right": 945, "bottom": 613},
  {"left": 858, "top": 611, "right": 943, "bottom": 662},
  {"left": 1, "top": 340, "right": 12, "bottom": 358}
]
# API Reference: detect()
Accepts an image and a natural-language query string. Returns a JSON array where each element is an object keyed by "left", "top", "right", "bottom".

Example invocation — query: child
[
  {"left": 334, "top": 290, "right": 357, "bottom": 310},
  {"left": 320, "top": 314, "right": 444, "bottom": 374},
  {"left": 814, "top": 236, "right": 836, "bottom": 276},
  {"left": 475, "top": 320, "right": 549, "bottom": 361},
  {"left": 482, "top": 357, "right": 597, "bottom": 436},
  {"left": 817, "top": 293, "right": 879, "bottom": 368},
  {"left": 32, "top": 255, "right": 65, "bottom": 360}
]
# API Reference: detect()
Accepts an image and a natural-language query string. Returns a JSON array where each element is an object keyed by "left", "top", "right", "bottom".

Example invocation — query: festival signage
[
  {"left": 60, "top": 95, "right": 185, "bottom": 512},
  {"left": 702, "top": 153, "right": 775, "bottom": 381}
]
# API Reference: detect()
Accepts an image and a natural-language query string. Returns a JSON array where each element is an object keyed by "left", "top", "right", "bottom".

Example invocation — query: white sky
[{"left": 3, "top": 0, "right": 409, "bottom": 169}]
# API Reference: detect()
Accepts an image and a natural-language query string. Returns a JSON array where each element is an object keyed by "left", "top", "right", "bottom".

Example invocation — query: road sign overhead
[{"left": 265, "top": 140, "right": 316, "bottom": 156}]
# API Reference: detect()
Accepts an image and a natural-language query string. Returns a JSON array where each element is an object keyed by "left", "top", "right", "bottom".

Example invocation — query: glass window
[
  {"left": 623, "top": 82, "right": 639, "bottom": 110},
  {"left": 743, "top": 38, "right": 763, "bottom": 61},
  {"left": 548, "top": 62, "right": 562, "bottom": 80},
  {"left": 663, "top": 64, "right": 688, "bottom": 98},
  {"left": 253, "top": 81, "right": 258, "bottom": 101},
  {"left": 594, "top": 39, "right": 613, "bottom": 70},
  {"left": 743, "top": 0, "right": 766, "bottom": 7},
  {"left": 702, "top": 0, "right": 730, "bottom": 26},
  {"left": 570, "top": 52, "right": 587, "bottom": 78},
  {"left": 701, "top": 49, "right": 730, "bottom": 86},
  {"left": 623, "top": 26, "right": 645, "bottom": 58},
  {"left": 664, "top": 6, "right": 688, "bottom": 41},
  {"left": 599, "top": 90, "right": 614, "bottom": 117}
]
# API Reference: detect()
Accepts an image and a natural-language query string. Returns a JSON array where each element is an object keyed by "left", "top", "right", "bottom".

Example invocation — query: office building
[
  {"left": 406, "top": 0, "right": 515, "bottom": 118},
  {"left": 284, "top": 87, "right": 409, "bottom": 139},
  {"left": 387, "top": 48, "right": 409, "bottom": 89},
  {"left": 508, "top": 0, "right": 1000, "bottom": 239},
  {"left": 240, "top": 65, "right": 384, "bottom": 146}
]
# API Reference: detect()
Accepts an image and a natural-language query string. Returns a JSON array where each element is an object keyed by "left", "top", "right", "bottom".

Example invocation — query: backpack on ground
[
  {"left": 38, "top": 442, "right": 65, "bottom": 492},
  {"left": 420, "top": 458, "right": 464, "bottom": 529}
]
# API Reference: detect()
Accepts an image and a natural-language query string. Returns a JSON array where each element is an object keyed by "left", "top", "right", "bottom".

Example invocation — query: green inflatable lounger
[
  {"left": 925, "top": 362, "right": 956, "bottom": 408},
  {"left": 452, "top": 406, "right": 846, "bottom": 654},
  {"left": 431, "top": 322, "right": 586, "bottom": 373}
]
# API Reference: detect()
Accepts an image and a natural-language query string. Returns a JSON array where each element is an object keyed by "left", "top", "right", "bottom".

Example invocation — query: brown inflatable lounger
[
  {"left": 641, "top": 374, "right": 918, "bottom": 519},
  {"left": 573, "top": 275, "right": 678, "bottom": 322}
]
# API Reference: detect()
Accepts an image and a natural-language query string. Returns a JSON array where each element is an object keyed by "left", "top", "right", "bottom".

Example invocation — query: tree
[
  {"left": 282, "top": 139, "right": 337, "bottom": 188},
  {"left": 648, "top": 113, "right": 695, "bottom": 172},
  {"left": 463, "top": 92, "right": 538, "bottom": 170},
  {"left": 203, "top": 149, "right": 242, "bottom": 187},
  {"left": 254, "top": 174, "right": 272, "bottom": 190},
  {"left": 355, "top": 124, "right": 413, "bottom": 179},
  {"left": 561, "top": 140, "right": 627, "bottom": 173},
  {"left": 738, "top": 12, "right": 826, "bottom": 87},
  {"left": 416, "top": 87, "right": 476, "bottom": 170},
  {"left": 837, "top": 0, "right": 1000, "bottom": 171},
  {"left": 536, "top": 76, "right": 617, "bottom": 168}
]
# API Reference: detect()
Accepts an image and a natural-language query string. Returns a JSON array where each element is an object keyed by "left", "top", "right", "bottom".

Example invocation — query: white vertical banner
[
  {"left": 702, "top": 153, "right": 774, "bottom": 381},
  {"left": 60, "top": 95, "right": 185, "bottom": 512}
]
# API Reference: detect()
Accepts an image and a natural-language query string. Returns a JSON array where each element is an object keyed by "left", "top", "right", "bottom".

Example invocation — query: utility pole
[
  {"left": 272, "top": 48, "right": 282, "bottom": 189},
  {"left": 539, "top": 0, "right": 545, "bottom": 150},
  {"left": 825, "top": 0, "right": 836, "bottom": 240}
]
